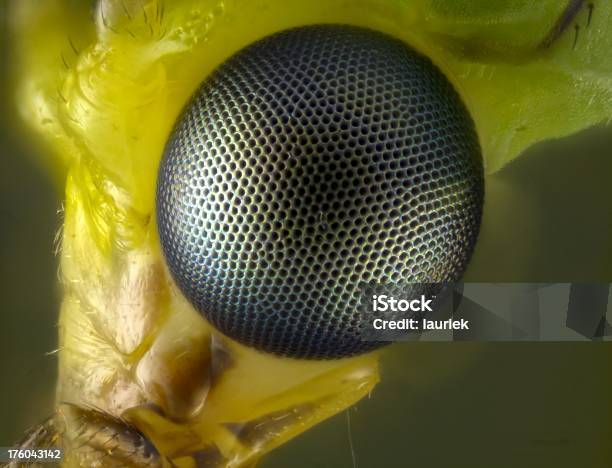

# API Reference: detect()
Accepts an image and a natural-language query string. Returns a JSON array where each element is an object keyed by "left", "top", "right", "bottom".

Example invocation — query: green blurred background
[{"left": 0, "top": 4, "right": 611, "bottom": 467}]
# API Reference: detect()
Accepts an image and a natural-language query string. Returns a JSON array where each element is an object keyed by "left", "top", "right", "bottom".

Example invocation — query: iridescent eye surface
[{"left": 156, "top": 25, "right": 484, "bottom": 359}]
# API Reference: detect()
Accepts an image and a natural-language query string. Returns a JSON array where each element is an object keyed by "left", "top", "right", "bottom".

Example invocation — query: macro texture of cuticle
[{"left": 156, "top": 25, "right": 484, "bottom": 359}]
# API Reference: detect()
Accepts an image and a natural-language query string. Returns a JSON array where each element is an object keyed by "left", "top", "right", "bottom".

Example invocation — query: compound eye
[{"left": 156, "top": 25, "right": 484, "bottom": 359}]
